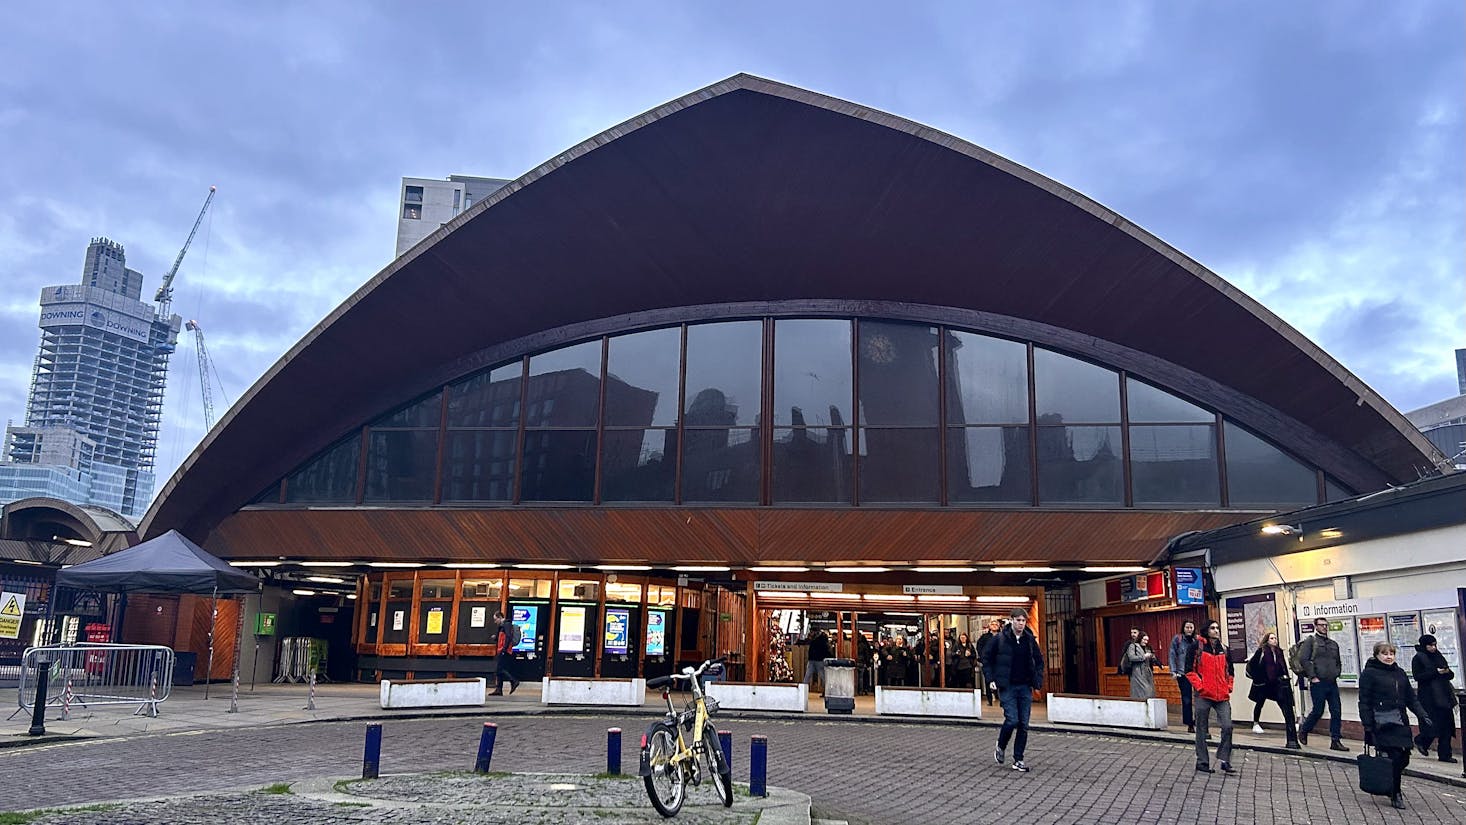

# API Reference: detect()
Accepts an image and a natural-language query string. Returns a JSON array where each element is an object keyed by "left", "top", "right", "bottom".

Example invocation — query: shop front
[{"left": 1077, "top": 566, "right": 1210, "bottom": 698}]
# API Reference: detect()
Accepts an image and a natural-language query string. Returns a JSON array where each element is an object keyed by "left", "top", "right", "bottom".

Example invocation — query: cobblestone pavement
[{"left": 4, "top": 714, "right": 1466, "bottom": 824}]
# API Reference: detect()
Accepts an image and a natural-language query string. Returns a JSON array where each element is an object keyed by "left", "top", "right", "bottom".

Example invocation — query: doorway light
[
  {"left": 368, "top": 562, "right": 424, "bottom": 568},
  {"left": 863, "top": 594, "right": 916, "bottom": 602},
  {"left": 826, "top": 566, "right": 890, "bottom": 573},
  {"left": 916, "top": 595, "right": 971, "bottom": 603},
  {"left": 291, "top": 589, "right": 316, "bottom": 596},
  {"left": 973, "top": 595, "right": 1032, "bottom": 604},
  {"left": 912, "top": 566, "right": 977, "bottom": 573},
  {"left": 673, "top": 565, "right": 730, "bottom": 572},
  {"left": 446, "top": 563, "right": 502, "bottom": 569},
  {"left": 808, "top": 592, "right": 847, "bottom": 600},
  {"left": 229, "top": 560, "right": 281, "bottom": 568},
  {"left": 751, "top": 566, "right": 810, "bottom": 573},
  {"left": 300, "top": 561, "right": 353, "bottom": 568},
  {"left": 989, "top": 566, "right": 1055, "bottom": 574}
]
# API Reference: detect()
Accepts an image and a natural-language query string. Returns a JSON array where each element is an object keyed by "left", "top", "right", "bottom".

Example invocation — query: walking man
[
  {"left": 982, "top": 607, "right": 1045, "bottom": 772},
  {"left": 801, "top": 629, "right": 831, "bottom": 694},
  {"left": 1297, "top": 617, "right": 1349, "bottom": 751},
  {"left": 976, "top": 618, "right": 1003, "bottom": 706},
  {"left": 1187, "top": 619, "right": 1236, "bottom": 774},
  {"left": 490, "top": 609, "right": 521, "bottom": 696}
]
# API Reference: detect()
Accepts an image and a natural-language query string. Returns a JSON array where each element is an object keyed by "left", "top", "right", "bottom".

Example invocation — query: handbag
[
  {"left": 1356, "top": 743, "right": 1394, "bottom": 796},
  {"left": 1374, "top": 707, "right": 1405, "bottom": 728}
]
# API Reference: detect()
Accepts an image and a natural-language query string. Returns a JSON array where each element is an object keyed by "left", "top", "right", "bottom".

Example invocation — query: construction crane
[
  {"left": 185, "top": 320, "right": 228, "bottom": 430},
  {"left": 154, "top": 185, "right": 216, "bottom": 319}
]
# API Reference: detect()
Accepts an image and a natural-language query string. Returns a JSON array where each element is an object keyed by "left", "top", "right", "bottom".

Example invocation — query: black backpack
[{"left": 505, "top": 621, "right": 523, "bottom": 648}]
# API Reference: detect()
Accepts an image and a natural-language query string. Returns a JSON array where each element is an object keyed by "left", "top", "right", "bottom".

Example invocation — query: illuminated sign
[
  {"left": 511, "top": 605, "right": 538, "bottom": 653},
  {"left": 646, "top": 610, "right": 667, "bottom": 656},
  {"left": 604, "top": 608, "right": 629, "bottom": 655}
]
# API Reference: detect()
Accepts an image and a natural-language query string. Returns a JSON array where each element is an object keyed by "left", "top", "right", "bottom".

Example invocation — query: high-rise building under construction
[{"left": 0, "top": 238, "right": 181, "bottom": 517}]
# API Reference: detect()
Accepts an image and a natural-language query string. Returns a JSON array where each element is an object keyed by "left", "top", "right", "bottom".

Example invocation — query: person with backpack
[
  {"left": 1296, "top": 617, "right": 1349, "bottom": 751},
  {"left": 1116, "top": 627, "right": 1140, "bottom": 677},
  {"left": 1186, "top": 619, "right": 1236, "bottom": 774},
  {"left": 1168, "top": 620, "right": 1200, "bottom": 732},
  {"left": 1245, "top": 632, "right": 1300, "bottom": 748},
  {"left": 490, "top": 609, "right": 522, "bottom": 696}
]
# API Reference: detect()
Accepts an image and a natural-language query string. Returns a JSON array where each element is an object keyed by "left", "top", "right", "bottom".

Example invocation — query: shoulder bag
[{"left": 1356, "top": 742, "right": 1394, "bottom": 796}]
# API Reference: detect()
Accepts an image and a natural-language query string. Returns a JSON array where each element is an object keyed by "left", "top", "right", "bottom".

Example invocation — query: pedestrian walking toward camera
[
  {"left": 952, "top": 632, "right": 978, "bottom": 689},
  {"left": 1169, "top": 620, "right": 1200, "bottom": 732},
  {"left": 1360, "top": 641, "right": 1432, "bottom": 809},
  {"left": 982, "top": 607, "right": 1045, "bottom": 773},
  {"left": 1297, "top": 617, "right": 1349, "bottom": 751},
  {"left": 1411, "top": 634, "right": 1458, "bottom": 763},
  {"left": 1187, "top": 619, "right": 1236, "bottom": 774},
  {"left": 1124, "top": 632, "right": 1158, "bottom": 699},
  {"left": 977, "top": 619, "right": 1003, "bottom": 706},
  {"left": 490, "top": 610, "right": 521, "bottom": 696},
  {"left": 1246, "top": 632, "right": 1299, "bottom": 748}
]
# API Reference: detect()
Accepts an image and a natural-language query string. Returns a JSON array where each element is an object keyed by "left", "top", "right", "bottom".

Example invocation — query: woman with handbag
[
  {"left": 1123, "top": 632, "right": 1158, "bottom": 699},
  {"left": 1245, "top": 632, "right": 1300, "bottom": 747},
  {"left": 1358, "top": 641, "right": 1432, "bottom": 809}
]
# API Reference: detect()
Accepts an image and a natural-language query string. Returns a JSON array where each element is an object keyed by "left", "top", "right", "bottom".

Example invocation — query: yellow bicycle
[{"left": 639, "top": 657, "right": 733, "bottom": 817}]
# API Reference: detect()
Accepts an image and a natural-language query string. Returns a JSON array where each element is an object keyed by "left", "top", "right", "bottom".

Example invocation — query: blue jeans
[
  {"left": 998, "top": 685, "right": 1034, "bottom": 760},
  {"left": 1300, "top": 680, "right": 1342, "bottom": 741},
  {"left": 803, "top": 659, "right": 826, "bottom": 690}
]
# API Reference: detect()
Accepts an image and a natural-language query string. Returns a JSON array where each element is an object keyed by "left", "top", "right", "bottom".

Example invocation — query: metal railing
[{"left": 14, "top": 644, "right": 174, "bottom": 719}]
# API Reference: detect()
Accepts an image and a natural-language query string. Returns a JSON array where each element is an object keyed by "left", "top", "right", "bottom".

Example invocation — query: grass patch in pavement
[
  {"left": 259, "top": 783, "right": 293, "bottom": 795},
  {"left": 0, "top": 805, "right": 121, "bottom": 824}
]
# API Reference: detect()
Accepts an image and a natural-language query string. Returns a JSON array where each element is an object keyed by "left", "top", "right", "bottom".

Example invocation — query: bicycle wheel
[
  {"left": 643, "top": 723, "right": 686, "bottom": 817},
  {"left": 700, "top": 722, "right": 733, "bottom": 807}
]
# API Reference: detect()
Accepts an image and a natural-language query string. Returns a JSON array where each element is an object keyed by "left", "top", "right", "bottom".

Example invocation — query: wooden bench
[
  {"left": 379, "top": 677, "right": 486, "bottom": 709},
  {"left": 541, "top": 677, "right": 646, "bottom": 706},
  {"left": 705, "top": 681, "right": 809, "bottom": 713},
  {"left": 1048, "top": 692, "right": 1168, "bottom": 730},
  {"left": 875, "top": 686, "right": 983, "bottom": 719}
]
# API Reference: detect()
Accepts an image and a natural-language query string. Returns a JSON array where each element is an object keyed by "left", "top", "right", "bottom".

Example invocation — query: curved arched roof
[{"left": 141, "top": 74, "right": 1441, "bottom": 541}]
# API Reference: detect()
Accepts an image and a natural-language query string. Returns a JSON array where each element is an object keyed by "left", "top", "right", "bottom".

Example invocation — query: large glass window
[
  {"left": 447, "top": 363, "right": 522, "bottom": 428},
  {"left": 1034, "top": 349, "right": 1120, "bottom": 424},
  {"left": 773, "top": 427, "right": 853, "bottom": 503},
  {"left": 284, "top": 433, "right": 360, "bottom": 503},
  {"left": 1129, "top": 424, "right": 1219, "bottom": 506},
  {"left": 442, "top": 430, "right": 516, "bottom": 502},
  {"left": 684, "top": 321, "right": 762, "bottom": 426},
  {"left": 364, "top": 429, "right": 437, "bottom": 502},
  {"left": 858, "top": 321, "right": 938, "bottom": 426},
  {"left": 859, "top": 427, "right": 938, "bottom": 503},
  {"left": 373, "top": 393, "right": 441, "bottom": 428},
  {"left": 527, "top": 340, "right": 602, "bottom": 427},
  {"left": 519, "top": 430, "right": 597, "bottom": 502},
  {"left": 945, "top": 332, "right": 1029, "bottom": 425},
  {"left": 681, "top": 427, "right": 760, "bottom": 503},
  {"left": 1126, "top": 378, "right": 1213, "bottom": 423},
  {"left": 606, "top": 328, "right": 680, "bottom": 427},
  {"left": 774, "top": 319, "right": 852, "bottom": 427},
  {"left": 601, "top": 429, "right": 675, "bottom": 502},
  {"left": 946, "top": 427, "right": 1032, "bottom": 504},
  {"left": 1037, "top": 425, "right": 1123, "bottom": 505},
  {"left": 1224, "top": 422, "right": 1318, "bottom": 508}
]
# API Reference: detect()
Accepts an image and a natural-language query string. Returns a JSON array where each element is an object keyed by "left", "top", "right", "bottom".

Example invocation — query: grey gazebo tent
[{"left": 55, "top": 529, "right": 261, "bottom": 706}]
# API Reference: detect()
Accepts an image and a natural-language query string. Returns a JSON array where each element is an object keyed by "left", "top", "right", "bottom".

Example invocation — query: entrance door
[
  {"left": 600, "top": 604, "right": 639, "bottom": 678},
  {"left": 553, "top": 602, "right": 597, "bottom": 678},
  {"left": 507, "top": 600, "right": 549, "bottom": 681}
]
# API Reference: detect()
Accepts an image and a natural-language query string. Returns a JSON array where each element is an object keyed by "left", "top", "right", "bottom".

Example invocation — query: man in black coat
[
  {"left": 981, "top": 608, "right": 1045, "bottom": 772},
  {"left": 976, "top": 618, "right": 1003, "bottom": 706}
]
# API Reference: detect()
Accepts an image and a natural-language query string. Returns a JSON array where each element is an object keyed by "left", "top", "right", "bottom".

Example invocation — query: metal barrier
[
  {"left": 14, "top": 644, "right": 174, "bottom": 719},
  {"left": 274, "top": 637, "right": 326, "bottom": 683}
]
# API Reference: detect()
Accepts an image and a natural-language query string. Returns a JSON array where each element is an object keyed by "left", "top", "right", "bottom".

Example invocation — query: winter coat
[
  {"left": 1167, "top": 632, "right": 1198, "bottom": 677},
  {"left": 976, "top": 630, "right": 1000, "bottom": 662},
  {"left": 1185, "top": 639, "right": 1233, "bottom": 702},
  {"left": 1299, "top": 634, "right": 1342, "bottom": 683},
  {"left": 806, "top": 632, "right": 831, "bottom": 663},
  {"left": 1123, "top": 642, "right": 1156, "bottom": 699},
  {"left": 1358, "top": 657, "right": 1431, "bottom": 749},
  {"left": 980, "top": 625, "right": 1045, "bottom": 691},
  {"left": 1246, "top": 645, "right": 1291, "bottom": 704},
  {"left": 1411, "top": 647, "right": 1459, "bottom": 710},
  {"left": 952, "top": 641, "right": 978, "bottom": 673}
]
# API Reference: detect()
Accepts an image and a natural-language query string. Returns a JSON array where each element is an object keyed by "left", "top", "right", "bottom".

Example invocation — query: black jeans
[
  {"left": 1417, "top": 701, "right": 1457, "bottom": 760},
  {"left": 495, "top": 651, "right": 520, "bottom": 690},
  {"left": 1175, "top": 676, "right": 1194, "bottom": 726},
  {"left": 1380, "top": 745, "right": 1410, "bottom": 794}
]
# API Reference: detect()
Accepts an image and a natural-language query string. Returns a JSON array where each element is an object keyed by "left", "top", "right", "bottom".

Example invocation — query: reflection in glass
[
  {"left": 1224, "top": 422, "right": 1318, "bottom": 508},
  {"left": 519, "top": 430, "right": 597, "bottom": 501},
  {"left": 606, "top": 328, "right": 680, "bottom": 426},
  {"left": 527, "top": 340, "right": 602, "bottom": 427},
  {"left": 774, "top": 319, "right": 852, "bottom": 427},
  {"left": 681, "top": 427, "right": 760, "bottom": 503},
  {"left": 859, "top": 427, "right": 938, "bottom": 503},
  {"left": 601, "top": 429, "right": 676, "bottom": 502},
  {"left": 1036, "top": 425, "right": 1123, "bottom": 504},
  {"left": 858, "top": 322, "right": 938, "bottom": 426},
  {"left": 945, "top": 332, "right": 1029, "bottom": 425},
  {"left": 1034, "top": 348, "right": 1120, "bottom": 424},
  {"left": 442, "top": 430, "right": 516, "bottom": 502},
  {"left": 364, "top": 430, "right": 437, "bottom": 502},
  {"left": 685, "top": 321, "right": 762, "bottom": 426},
  {"left": 285, "top": 434, "right": 360, "bottom": 503},
  {"left": 447, "top": 363, "right": 522, "bottom": 428},
  {"left": 773, "top": 427, "right": 853, "bottom": 503},
  {"left": 1129, "top": 425, "right": 1219, "bottom": 505},
  {"left": 946, "top": 427, "right": 1032, "bottom": 504},
  {"left": 1125, "top": 379, "right": 1213, "bottom": 423},
  {"left": 1324, "top": 476, "right": 1352, "bottom": 503},
  {"left": 372, "top": 392, "right": 442, "bottom": 428}
]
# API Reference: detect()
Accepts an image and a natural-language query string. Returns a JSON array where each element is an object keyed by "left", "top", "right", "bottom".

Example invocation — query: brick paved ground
[{"left": 3, "top": 714, "right": 1465, "bottom": 824}]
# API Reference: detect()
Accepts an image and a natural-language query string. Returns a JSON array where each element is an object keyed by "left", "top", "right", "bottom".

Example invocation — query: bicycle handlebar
[{"left": 646, "top": 657, "right": 727, "bottom": 689}]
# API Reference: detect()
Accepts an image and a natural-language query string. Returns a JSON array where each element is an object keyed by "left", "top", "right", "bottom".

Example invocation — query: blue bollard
[
  {"left": 718, "top": 730, "right": 732, "bottom": 773},
  {"left": 607, "top": 727, "right": 622, "bottom": 775},
  {"left": 750, "top": 734, "right": 767, "bottom": 797},
  {"left": 475, "top": 722, "right": 498, "bottom": 773},
  {"left": 362, "top": 723, "right": 382, "bottom": 779}
]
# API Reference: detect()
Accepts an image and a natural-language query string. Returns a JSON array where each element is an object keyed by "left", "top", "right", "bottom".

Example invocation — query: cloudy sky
[{"left": 1, "top": 2, "right": 1461, "bottom": 509}]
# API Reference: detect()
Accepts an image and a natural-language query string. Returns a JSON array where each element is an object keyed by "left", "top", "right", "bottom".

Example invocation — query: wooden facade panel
[{"left": 208, "top": 508, "right": 1250, "bottom": 565}]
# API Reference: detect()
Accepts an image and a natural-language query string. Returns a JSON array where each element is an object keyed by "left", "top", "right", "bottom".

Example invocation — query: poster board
[
  {"left": 1387, "top": 612, "right": 1423, "bottom": 680},
  {"left": 604, "top": 608, "right": 629, "bottom": 655},
  {"left": 1224, "top": 593, "right": 1277, "bottom": 663},
  {"left": 1421, "top": 608, "right": 1463, "bottom": 691},
  {"left": 1356, "top": 615, "right": 1387, "bottom": 666}
]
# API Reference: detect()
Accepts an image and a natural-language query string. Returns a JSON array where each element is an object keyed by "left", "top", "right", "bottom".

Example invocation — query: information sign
[
  {"left": 512, "top": 605, "right": 538, "bottom": 653},
  {"left": 558, "top": 605, "right": 586, "bottom": 653},
  {"left": 646, "top": 610, "right": 667, "bottom": 656},
  {"left": 605, "top": 608, "right": 629, "bottom": 655}
]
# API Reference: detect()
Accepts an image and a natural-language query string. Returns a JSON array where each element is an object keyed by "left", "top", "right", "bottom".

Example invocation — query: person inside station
[{"left": 951, "top": 631, "right": 979, "bottom": 688}]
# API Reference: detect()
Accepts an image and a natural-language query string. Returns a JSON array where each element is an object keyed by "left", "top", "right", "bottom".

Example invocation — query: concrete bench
[
  {"left": 705, "top": 681, "right": 809, "bottom": 713},
  {"left": 1048, "top": 693, "right": 1168, "bottom": 730},
  {"left": 541, "top": 677, "right": 646, "bottom": 706},
  {"left": 875, "top": 686, "right": 983, "bottom": 719},
  {"left": 379, "top": 677, "right": 486, "bottom": 709}
]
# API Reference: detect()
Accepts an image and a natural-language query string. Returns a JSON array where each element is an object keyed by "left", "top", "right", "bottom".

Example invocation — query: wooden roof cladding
[
  {"left": 143, "top": 74, "right": 1439, "bottom": 543},
  {"left": 207, "top": 507, "right": 1254, "bottom": 566}
]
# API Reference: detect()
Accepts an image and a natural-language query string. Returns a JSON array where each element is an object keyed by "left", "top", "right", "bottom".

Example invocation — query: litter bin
[
  {"left": 823, "top": 658, "right": 856, "bottom": 714},
  {"left": 173, "top": 651, "right": 198, "bottom": 687}
]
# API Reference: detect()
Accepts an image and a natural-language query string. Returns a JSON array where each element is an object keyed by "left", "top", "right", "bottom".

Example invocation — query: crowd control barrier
[{"left": 15, "top": 644, "right": 174, "bottom": 719}]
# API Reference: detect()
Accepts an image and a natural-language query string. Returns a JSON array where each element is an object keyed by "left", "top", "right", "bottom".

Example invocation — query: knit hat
[{"left": 1419, "top": 634, "right": 1438, "bottom": 647}]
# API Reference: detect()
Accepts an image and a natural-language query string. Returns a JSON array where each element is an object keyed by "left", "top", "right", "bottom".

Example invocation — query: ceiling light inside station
[
  {"left": 306, "top": 576, "right": 346, "bottom": 584},
  {"left": 826, "top": 566, "right": 890, "bottom": 573},
  {"left": 515, "top": 563, "right": 571, "bottom": 570},
  {"left": 672, "top": 566, "right": 731, "bottom": 572},
  {"left": 229, "top": 561, "right": 281, "bottom": 568},
  {"left": 911, "top": 566, "right": 977, "bottom": 573},
  {"left": 368, "top": 562, "right": 424, "bottom": 568},
  {"left": 973, "top": 595, "right": 1033, "bottom": 604},
  {"left": 1080, "top": 566, "right": 1148, "bottom": 573},
  {"left": 989, "top": 566, "right": 1055, "bottom": 574},
  {"left": 291, "top": 589, "right": 316, "bottom": 596},
  {"left": 751, "top": 566, "right": 810, "bottom": 572},
  {"left": 300, "top": 561, "right": 353, "bottom": 568},
  {"left": 596, "top": 565, "right": 652, "bottom": 571},
  {"left": 446, "top": 563, "right": 502, "bottom": 569}
]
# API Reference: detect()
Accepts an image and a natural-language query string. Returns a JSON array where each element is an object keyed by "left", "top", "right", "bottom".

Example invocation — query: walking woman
[
  {"left": 1124, "top": 631, "right": 1158, "bottom": 698},
  {"left": 1168, "top": 620, "right": 1200, "bottom": 732},
  {"left": 1245, "top": 632, "right": 1300, "bottom": 748},
  {"left": 1359, "top": 641, "right": 1432, "bottom": 809},
  {"left": 951, "top": 632, "right": 979, "bottom": 689},
  {"left": 1411, "top": 634, "right": 1459, "bottom": 763}
]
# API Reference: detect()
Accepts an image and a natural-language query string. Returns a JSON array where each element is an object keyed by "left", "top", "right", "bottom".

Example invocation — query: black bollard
[
  {"left": 27, "top": 661, "right": 50, "bottom": 737},
  {"left": 475, "top": 722, "right": 497, "bottom": 774},
  {"left": 362, "top": 723, "right": 382, "bottom": 779},
  {"left": 606, "top": 728, "right": 622, "bottom": 775},
  {"left": 750, "top": 734, "right": 768, "bottom": 797},
  {"left": 718, "top": 730, "right": 732, "bottom": 773}
]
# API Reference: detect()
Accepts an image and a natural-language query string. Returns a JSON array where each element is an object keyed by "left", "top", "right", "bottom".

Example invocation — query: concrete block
[
  {"left": 1048, "top": 693, "right": 1168, "bottom": 730},
  {"left": 875, "top": 686, "right": 983, "bottom": 719},
  {"left": 379, "top": 678, "right": 486, "bottom": 709},
  {"left": 706, "top": 681, "right": 809, "bottom": 713},
  {"left": 541, "top": 677, "right": 646, "bottom": 706}
]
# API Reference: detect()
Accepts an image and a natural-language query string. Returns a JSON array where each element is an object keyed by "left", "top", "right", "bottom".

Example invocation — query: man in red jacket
[{"left": 1186, "top": 619, "right": 1236, "bottom": 774}]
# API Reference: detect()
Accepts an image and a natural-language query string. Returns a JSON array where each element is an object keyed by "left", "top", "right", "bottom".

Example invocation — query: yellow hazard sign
[{"left": 0, "top": 591, "right": 25, "bottom": 640}]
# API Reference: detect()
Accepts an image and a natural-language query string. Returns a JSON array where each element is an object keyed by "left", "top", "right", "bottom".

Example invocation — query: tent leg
[
  {"left": 204, "top": 588, "right": 217, "bottom": 700},
  {"left": 229, "top": 594, "right": 246, "bottom": 713}
]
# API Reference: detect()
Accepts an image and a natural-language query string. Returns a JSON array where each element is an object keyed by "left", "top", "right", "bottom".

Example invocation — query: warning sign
[{"left": 0, "top": 591, "right": 26, "bottom": 640}]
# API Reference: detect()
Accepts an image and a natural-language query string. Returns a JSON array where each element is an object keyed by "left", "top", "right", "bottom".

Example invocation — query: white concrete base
[
  {"left": 1048, "top": 694, "right": 1168, "bottom": 730},
  {"left": 875, "top": 686, "right": 983, "bottom": 719},
  {"left": 706, "top": 682, "right": 809, "bottom": 713},
  {"left": 379, "top": 678, "right": 486, "bottom": 709},
  {"left": 541, "top": 677, "right": 647, "bottom": 706}
]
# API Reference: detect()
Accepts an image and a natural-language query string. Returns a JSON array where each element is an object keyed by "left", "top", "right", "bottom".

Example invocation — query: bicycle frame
[{"left": 639, "top": 656, "right": 722, "bottom": 775}]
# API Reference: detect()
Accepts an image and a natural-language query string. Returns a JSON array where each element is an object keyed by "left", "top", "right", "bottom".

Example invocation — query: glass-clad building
[{"left": 135, "top": 76, "right": 1442, "bottom": 693}]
